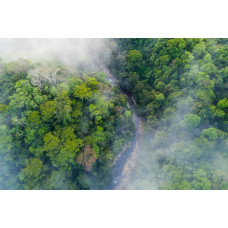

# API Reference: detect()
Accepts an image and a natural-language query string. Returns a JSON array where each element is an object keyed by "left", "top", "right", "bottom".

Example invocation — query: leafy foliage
[
  {"left": 0, "top": 60, "right": 134, "bottom": 189},
  {"left": 110, "top": 38, "right": 228, "bottom": 189}
]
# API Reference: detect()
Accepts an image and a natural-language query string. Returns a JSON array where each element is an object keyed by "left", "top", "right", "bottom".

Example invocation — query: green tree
[
  {"left": 217, "top": 98, "right": 228, "bottom": 110},
  {"left": 202, "top": 128, "right": 218, "bottom": 141},
  {"left": 44, "top": 132, "right": 60, "bottom": 152},
  {"left": 44, "top": 128, "right": 83, "bottom": 168},
  {"left": 127, "top": 50, "right": 143, "bottom": 63},
  {"left": 182, "top": 114, "right": 201, "bottom": 131},
  {"left": 74, "top": 84, "right": 92, "bottom": 103},
  {"left": 19, "top": 158, "right": 46, "bottom": 189},
  {"left": 40, "top": 101, "right": 57, "bottom": 121},
  {"left": 55, "top": 89, "right": 72, "bottom": 124}
]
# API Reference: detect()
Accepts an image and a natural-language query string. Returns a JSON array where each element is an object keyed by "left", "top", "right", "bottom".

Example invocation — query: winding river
[{"left": 102, "top": 66, "right": 143, "bottom": 190}]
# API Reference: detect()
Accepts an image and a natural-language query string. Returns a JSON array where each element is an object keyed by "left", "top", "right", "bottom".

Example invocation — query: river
[{"left": 102, "top": 66, "right": 143, "bottom": 190}]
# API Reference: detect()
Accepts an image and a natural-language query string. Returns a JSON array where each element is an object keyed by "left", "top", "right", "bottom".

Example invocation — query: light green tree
[
  {"left": 74, "top": 84, "right": 92, "bottom": 103},
  {"left": 40, "top": 101, "right": 57, "bottom": 121}
]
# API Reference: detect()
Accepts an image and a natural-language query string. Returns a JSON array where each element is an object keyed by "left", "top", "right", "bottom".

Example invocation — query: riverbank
[{"left": 102, "top": 65, "right": 144, "bottom": 190}]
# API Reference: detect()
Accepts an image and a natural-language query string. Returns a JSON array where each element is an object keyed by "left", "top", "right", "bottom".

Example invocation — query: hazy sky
[{"left": 0, "top": 38, "right": 116, "bottom": 70}]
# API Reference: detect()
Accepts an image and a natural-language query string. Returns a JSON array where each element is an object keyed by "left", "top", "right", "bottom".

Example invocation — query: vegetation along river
[{"left": 102, "top": 66, "right": 143, "bottom": 190}]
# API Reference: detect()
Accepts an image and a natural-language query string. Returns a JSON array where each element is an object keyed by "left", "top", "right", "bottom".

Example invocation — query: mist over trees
[
  {"left": 110, "top": 38, "right": 228, "bottom": 189},
  {"left": 0, "top": 39, "right": 116, "bottom": 72},
  {"left": 0, "top": 38, "right": 227, "bottom": 190}
]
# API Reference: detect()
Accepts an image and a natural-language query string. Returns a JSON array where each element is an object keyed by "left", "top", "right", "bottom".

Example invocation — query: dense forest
[
  {"left": 0, "top": 38, "right": 227, "bottom": 190},
  {"left": 110, "top": 38, "right": 228, "bottom": 189},
  {"left": 0, "top": 59, "right": 134, "bottom": 189}
]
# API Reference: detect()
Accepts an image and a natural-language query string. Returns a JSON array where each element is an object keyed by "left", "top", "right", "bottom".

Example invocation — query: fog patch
[{"left": 0, "top": 38, "right": 116, "bottom": 71}]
